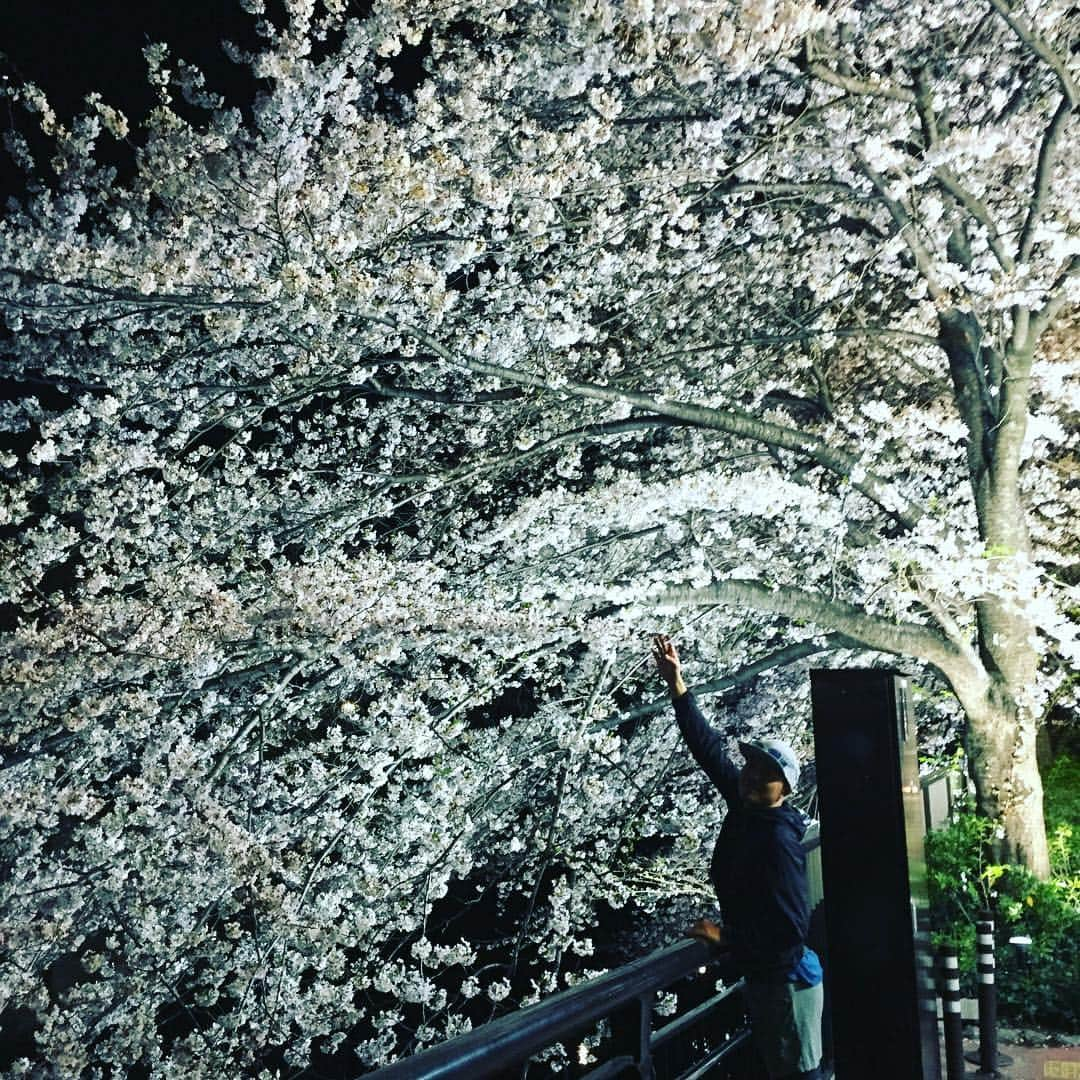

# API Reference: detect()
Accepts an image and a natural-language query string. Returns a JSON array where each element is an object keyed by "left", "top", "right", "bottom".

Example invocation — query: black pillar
[{"left": 810, "top": 669, "right": 940, "bottom": 1080}]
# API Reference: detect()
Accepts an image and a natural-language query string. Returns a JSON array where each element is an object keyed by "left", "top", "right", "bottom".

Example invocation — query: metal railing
[
  {"left": 369, "top": 830, "right": 825, "bottom": 1080},
  {"left": 368, "top": 937, "right": 752, "bottom": 1080}
]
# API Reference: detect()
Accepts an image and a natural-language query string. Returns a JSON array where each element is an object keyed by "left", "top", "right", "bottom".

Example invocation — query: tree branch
[
  {"left": 655, "top": 578, "right": 966, "bottom": 675},
  {"left": 653, "top": 325, "right": 941, "bottom": 358},
  {"left": 365, "top": 380, "right": 524, "bottom": 406},
  {"left": 205, "top": 657, "right": 309, "bottom": 784},
  {"left": 362, "top": 416, "right": 684, "bottom": 486},
  {"left": 914, "top": 66, "right": 1012, "bottom": 272},
  {"left": 857, "top": 159, "right": 948, "bottom": 303},
  {"left": 706, "top": 180, "right": 881, "bottom": 203},
  {"left": 1027, "top": 252, "right": 1080, "bottom": 345},
  {"left": 1018, "top": 95, "right": 1075, "bottom": 265},
  {"left": 986, "top": 0, "right": 1079, "bottom": 107},
  {"left": 491, "top": 526, "right": 665, "bottom": 582},
  {"left": 912, "top": 577, "right": 973, "bottom": 655},
  {"left": 0, "top": 267, "right": 269, "bottom": 312},
  {"left": 368, "top": 317, "right": 925, "bottom": 530},
  {"left": 805, "top": 60, "right": 915, "bottom": 103},
  {"left": 934, "top": 170, "right": 1016, "bottom": 273}
]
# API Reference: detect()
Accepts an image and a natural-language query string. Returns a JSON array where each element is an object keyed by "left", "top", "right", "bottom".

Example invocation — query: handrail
[
  {"left": 369, "top": 828, "right": 825, "bottom": 1079},
  {"left": 649, "top": 979, "right": 742, "bottom": 1052},
  {"left": 368, "top": 937, "right": 722, "bottom": 1080}
]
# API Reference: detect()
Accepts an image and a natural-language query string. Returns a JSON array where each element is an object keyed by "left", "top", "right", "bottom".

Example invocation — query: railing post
[
  {"left": 965, "top": 912, "right": 1011, "bottom": 1076},
  {"left": 609, "top": 993, "right": 654, "bottom": 1079},
  {"left": 939, "top": 946, "right": 965, "bottom": 1080}
]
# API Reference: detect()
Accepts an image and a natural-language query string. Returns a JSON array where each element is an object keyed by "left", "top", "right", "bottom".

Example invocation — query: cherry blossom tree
[{"left": 1, "top": 0, "right": 1077, "bottom": 1072}]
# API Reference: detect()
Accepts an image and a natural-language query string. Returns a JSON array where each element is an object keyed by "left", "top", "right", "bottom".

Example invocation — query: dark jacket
[{"left": 675, "top": 691, "right": 810, "bottom": 981}]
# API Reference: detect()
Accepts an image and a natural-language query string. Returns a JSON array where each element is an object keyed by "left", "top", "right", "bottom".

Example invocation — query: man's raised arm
[{"left": 652, "top": 635, "right": 740, "bottom": 807}]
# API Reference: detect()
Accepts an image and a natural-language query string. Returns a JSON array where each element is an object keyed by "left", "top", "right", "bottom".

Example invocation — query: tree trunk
[
  {"left": 937, "top": 316, "right": 1051, "bottom": 878},
  {"left": 952, "top": 669, "right": 1050, "bottom": 878}
]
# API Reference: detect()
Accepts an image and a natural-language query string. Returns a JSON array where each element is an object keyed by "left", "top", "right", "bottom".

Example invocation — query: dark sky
[
  {"left": 2, "top": 0, "right": 259, "bottom": 117},
  {"left": 0, "top": 1, "right": 425, "bottom": 203},
  {"left": 1, "top": 0, "right": 264, "bottom": 199}
]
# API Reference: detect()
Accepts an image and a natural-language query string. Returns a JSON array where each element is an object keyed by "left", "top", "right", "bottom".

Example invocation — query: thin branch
[
  {"left": 652, "top": 325, "right": 942, "bottom": 357},
  {"left": 365, "top": 380, "right": 524, "bottom": 406},
  {"left": 601, "top": 635, "right": 854, "bottom": 727},
  {"left": 277, "top": 415, "right": 684, "bottom": 541},
  {"left": 204, "top": 657, "right": 309, "bottom": 784},
  {"left": 490, "top": 525, "right": 665, "bottom": 582},
  {"left": 365, "top": 315, "right": 926, "bottom": 530},
  {"left": 510, "top": 659, "right": 611, "bottom": 981},
  {"left": 360, "top": 416, "right": 682, "bottom": 487},
  {"left": 805, "top": 61, "right": 915, "bottom": 103},
  {"left": 986, "top": 0, "right": 1079, "bottom": 107},
  {"left": 428, "top": 649, "right": 549, "bottom": 742},
  {"left": 933, "top": 169, "right": 1015, "bottom": 273},
  {"left": 1018, "top": 95, "right": 1075, "bottom": 265},
  {"left": 912, "top": 577, "right": 972, "bottom": 654},
  {"left": 717, "top": 180, "right": 880, "bottom": 200},
  {"left": 914, "top": 59, "right": 1015, "bottom": 272},
  {"left": 1027, "top": 253, "right": 1080, "bottom": 345},
  {"left": 295, "top": 798, "right": 357, "bottom": 913},
  {"left": 857, "top": 158, "right": 947, "bottom": 303},
  {"left": 0, "top": 268, "right": 268, "bottom": 312}
]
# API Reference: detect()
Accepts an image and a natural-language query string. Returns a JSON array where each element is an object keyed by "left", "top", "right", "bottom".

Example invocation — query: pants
[{"left": 742, "top": 976, "right": 824, "bottom": 1079}]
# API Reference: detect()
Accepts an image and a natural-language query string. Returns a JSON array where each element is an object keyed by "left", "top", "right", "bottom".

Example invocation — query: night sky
[
  {"left": 1, "top": 0, "right": 266, "bottom": 200},
  {"left": 0, "top": 1, "right": 427, "bottom": 203}
]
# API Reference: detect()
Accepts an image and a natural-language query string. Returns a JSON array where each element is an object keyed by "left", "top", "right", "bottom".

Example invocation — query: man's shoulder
[
  {"left": 740, "top": 803, "right": 806, "bottom": 836},
  {"left": 777, "top": 804, "right": 812, "bottom": 842}
]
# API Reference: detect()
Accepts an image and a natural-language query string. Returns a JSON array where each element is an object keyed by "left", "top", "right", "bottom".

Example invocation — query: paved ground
[{"left": 954, "top": 1028, "right": 1080, "bottom": 1079}]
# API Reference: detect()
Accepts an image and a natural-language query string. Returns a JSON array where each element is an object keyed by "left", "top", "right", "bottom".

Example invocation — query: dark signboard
[{"left": 810, "top": 669, "right": 940, "bottom": 1080}]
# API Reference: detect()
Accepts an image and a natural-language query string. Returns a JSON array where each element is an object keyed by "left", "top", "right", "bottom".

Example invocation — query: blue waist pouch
[{"left": 788, "top": 946, "right": 823, "bottom": 988}]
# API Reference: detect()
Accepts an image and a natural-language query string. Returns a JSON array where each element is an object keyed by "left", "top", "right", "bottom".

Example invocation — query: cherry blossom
[{"left": 1, "top": 0, "right": 1077, "bottom": 1071}]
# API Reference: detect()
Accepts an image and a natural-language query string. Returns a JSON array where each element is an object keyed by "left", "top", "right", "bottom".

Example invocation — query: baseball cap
[{"left": 738, "top": 738, "right": 800, "bottom": 794}]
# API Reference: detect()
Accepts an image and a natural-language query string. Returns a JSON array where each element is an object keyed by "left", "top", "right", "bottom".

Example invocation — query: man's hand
[
  {"left": 687, "top": 918, "right": 728, "bottom": 949},
  {"left": 652, "top": 634, "right": 687, "bottom": 699}
]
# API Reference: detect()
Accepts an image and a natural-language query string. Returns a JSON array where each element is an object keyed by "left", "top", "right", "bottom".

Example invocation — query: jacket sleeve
[{"left": 674, "top": 691, "right": 740, "bottom": 807}]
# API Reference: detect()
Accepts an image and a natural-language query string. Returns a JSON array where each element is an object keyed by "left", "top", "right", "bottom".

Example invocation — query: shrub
[
  {"left": 924, "top": 760, "right": 1080, "bottom": 1031},
  {"left": 1044, "top": 753, "right": 1080, "bottom": 879},
  {"left": 991, "top": 864, "right": 1080, "bottom": 1027}
]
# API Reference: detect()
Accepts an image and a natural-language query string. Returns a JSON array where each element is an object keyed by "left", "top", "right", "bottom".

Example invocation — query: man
[{"left": 653, "top": 634, "right": 823, "bottom": 1080}]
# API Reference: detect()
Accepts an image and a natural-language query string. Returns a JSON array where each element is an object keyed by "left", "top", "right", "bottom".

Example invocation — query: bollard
[
  {"left": 940, "top": 945, "right": 966, "bottom": 1080},
  {"left": 965, "top": 912, "right": 1011, "bottom": 1076}
]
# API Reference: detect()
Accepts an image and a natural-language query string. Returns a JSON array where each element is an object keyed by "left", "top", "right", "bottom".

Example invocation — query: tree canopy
[{"left": 1, "top": 0, "right": 1077, "bottom": 1072}]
